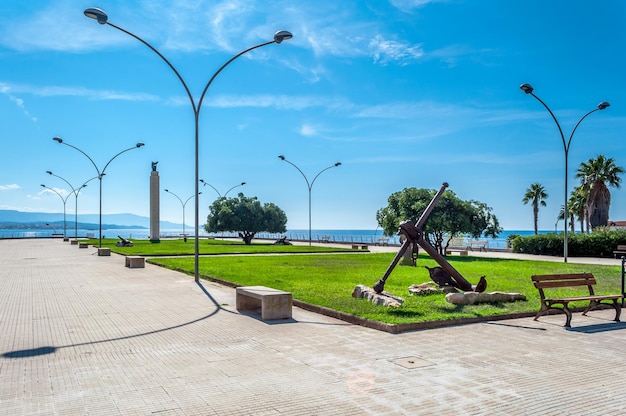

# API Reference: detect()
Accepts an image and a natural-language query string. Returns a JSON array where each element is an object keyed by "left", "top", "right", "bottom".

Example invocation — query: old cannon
[{"left": 373, "top": 182, "right": 487, "bottom": 294}]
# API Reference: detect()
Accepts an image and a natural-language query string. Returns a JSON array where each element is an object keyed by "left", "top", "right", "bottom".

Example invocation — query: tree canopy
[
  {"left": 376, "top": 187, "right": 502, "bottom": 255},
  {"left": 204, "top": 194, "right": 287, "bottom": 244}
]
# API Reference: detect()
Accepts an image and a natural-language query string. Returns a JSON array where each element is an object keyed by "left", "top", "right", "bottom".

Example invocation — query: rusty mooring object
[{"left": 373, "top": 182, "right": 487, "bottom": 294}]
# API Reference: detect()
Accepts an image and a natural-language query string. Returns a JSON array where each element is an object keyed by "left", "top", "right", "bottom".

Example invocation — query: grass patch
[
  {"left": 86, "top": 237, "right": 354, "bottom": 256},
  {"left": 150, "top": 253, "right": 624, "bottom": 325}
]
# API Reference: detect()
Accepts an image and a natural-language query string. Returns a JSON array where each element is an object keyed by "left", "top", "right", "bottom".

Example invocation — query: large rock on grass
[{"left": 352, "top": 284, "right": 404, "bottom": 307}]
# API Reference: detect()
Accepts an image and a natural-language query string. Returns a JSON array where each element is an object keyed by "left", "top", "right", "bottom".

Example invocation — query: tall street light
[
  {"left": 165, "top": 189, "right": 201, "bottom": 242},
  {"left": 45, "top": 171, "right": 99, "bottom": 240},
  {"left": 40, "top": 184, "right": 71, "bottom": 238},
  {"left": 199, "top": 180, "right": 246, "bottom": 198},
  {"left": 53, "top": 137, "right": 144, "bottom": 250},
  {"left": 520, "top": 83, "right": 609, "bottom": 262},
  {"left": 84, "top": 7, "right": 292, "bottom": 282},
  {"left": 278, "top": 155, "right": 341, "bottom": 245}
]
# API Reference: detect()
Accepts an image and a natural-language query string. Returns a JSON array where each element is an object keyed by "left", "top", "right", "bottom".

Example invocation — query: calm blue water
[{"left": 1, "top": 227, "right": 551, "bottom": 250}]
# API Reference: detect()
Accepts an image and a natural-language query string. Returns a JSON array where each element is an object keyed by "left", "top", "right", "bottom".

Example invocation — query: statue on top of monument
[{"left": 151, "top": 161, "right": 158, "bottom": 171}]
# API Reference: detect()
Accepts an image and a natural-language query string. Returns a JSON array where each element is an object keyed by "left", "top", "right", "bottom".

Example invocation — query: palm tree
[
  {"left": 557, "top": 204, "right": 575, "bottom": 233},
  {"left": 522, "top": 183, "right": 548, "bottom": 234},
  {"left": 575, "top": 155, "right": 624, "bottom": 230},
  {"left": 568, "top": 185, "right": 587, "bottom": 233}
]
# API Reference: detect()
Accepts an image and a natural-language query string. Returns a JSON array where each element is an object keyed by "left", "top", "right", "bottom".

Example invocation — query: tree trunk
[
  {"left": 238, "top": 231, "right": 256, "bottom": 245},
  {"left": 588, "top": 182, "right": 611, "bottom": 229}
]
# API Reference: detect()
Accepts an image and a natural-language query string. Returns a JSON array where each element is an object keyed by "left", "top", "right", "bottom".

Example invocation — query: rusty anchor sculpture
[{"left": 373, "top": 182, "right": 487, "bottom": 294}]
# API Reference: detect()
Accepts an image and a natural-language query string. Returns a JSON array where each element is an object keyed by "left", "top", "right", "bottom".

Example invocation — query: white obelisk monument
[{"left": 150, "top": 161, "right": 160, "bottom": 243}]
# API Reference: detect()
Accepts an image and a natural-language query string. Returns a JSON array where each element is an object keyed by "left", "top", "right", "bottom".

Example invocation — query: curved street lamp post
[
  {"left": 40, "top": 184, "right": 71, "bottom": 238},
  {"left": 53, "top": 137, "right": 144, "bottom": 250},
  {"left": 44, "top": 171, "right": 99, "bottom": 240},
  {"left": 165, "top": 189, "right": 201, "bottom": 242},
  {"left": 520, "top": 83, "right": 609, "bottom": 262},
  {"left": 278, "top": 155, "right": 341, "bottom": 245},
  {"left": 84, "top": 7, "right": 292, "bottom": 281}
]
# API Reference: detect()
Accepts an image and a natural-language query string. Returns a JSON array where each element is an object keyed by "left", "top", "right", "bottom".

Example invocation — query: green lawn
[
  {"left": 86, "top": 237, "right": 354, "bottom": 256},
  {"left": 149, "top": 252, "right": 624, "bottom": 325}
]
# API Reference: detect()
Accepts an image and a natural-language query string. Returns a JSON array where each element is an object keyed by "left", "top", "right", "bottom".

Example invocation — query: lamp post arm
[
  {"left": 282, "top": 159, "right": 311, "bottom": 190},
  {"left": 104, "top": 21, "right": 197, "bottom": 114},
  {"left": 165, "top": 190, "right": 184, "bottom": 207},
  {"left": 310, "top": 164, "right": 341, "bottom": 189},
  {"left": 197, "top": 40, "right": 275, "bottom": 112},
  {"left": 201, "top": 181, "right": 222, "bottom": 197},
  {"left": 528, "top": 92, "right": 567, "bottom": 152},
  {"left": 101, "top": 145, "right": 142, "bottom": 176},
  {"left": 183, "top": 194, "right": 196, "bottom": 208},
  {"left": 568, "top": 108, "right": 601, "bottom": 150},
  {"left": 224, "top": 183, "right": 245, "bottom": 197},
  {"left": 58, "top": 142, "right": 101, "bottom": 176}
]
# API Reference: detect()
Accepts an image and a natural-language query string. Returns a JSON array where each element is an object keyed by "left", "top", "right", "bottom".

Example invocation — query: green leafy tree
[
  {"left": 522, "top": 183, "right": 548, "bottom": 235},
  {"left": 575, "top": 155, "right": 624, "bottom": 230},
  {"left": 376, "top": 187, "right": 502, "bottom": 255},
  {"left": 204, "top": 194, "right": 287, "bottom": 244}
]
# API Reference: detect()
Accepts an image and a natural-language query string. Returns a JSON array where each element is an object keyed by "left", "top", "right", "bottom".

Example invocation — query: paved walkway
[{"left": 1, "top": 239, "right": 625, "bottom": 415}]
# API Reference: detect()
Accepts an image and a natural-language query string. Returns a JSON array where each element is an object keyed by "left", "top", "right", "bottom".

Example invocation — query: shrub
[{"left": 511, "top": 228, "right": 626, "bottom": 257}]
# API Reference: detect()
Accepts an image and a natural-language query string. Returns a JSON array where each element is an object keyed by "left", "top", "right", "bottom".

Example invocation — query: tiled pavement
[{"left": 1, "top": 238, "right": 625, "bottom": 415}]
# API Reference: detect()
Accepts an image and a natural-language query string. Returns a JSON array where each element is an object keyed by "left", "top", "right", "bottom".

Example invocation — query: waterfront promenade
[{"left": 1, "top": 238, "right": 625, "bottom": 415}]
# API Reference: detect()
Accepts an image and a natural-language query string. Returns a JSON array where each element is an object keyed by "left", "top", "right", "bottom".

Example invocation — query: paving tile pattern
[{"left": 1, "top": 239, "right": 625, "bottom": 415}]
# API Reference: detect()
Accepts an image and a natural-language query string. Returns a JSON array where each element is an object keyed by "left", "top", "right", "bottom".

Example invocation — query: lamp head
[
  {"left": 53, "top": 137, "right": 63, "bottom": 143},
  {"left": 198, "top": 192, "right": 202, "bottom": 195},
  {"left": 46, "top": 170, "right": 53, "bottom": 175},
  {"left": 40, "top": 184, "right": 46, "bottom": 188},
  {"left": 164, "top": 189, "right": 169, "bottom": 192},
  {"left": 136, "top": 142, "right": 145, "bottom": 148},
  {"left": 334, "top": 162, "right": 342, "bottom": 167},
  {"left": 199, "top": 179, "right": 206, "bottom": 184},
  {"left": 278, "top": 155, "right": 285, "bottom": 160},
  {"left": 84, "top": 8, "right": 108, "bottom": 24},
  {"left": 520, "top": 83, "right": 534, "bottom": 94},
  {"left": 274, "top": 30, "right": 293, "bottom": 44},
  {"left": 598, "top": 101, "right": 610, "bottom": 110},
  {"left": 241, "top": 182, "right": 246, "bottom": 186}
]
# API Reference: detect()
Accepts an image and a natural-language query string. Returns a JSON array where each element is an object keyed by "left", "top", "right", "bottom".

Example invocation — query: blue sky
[{"left": 2, "top": 0, "right": 626, "bottom": 232}]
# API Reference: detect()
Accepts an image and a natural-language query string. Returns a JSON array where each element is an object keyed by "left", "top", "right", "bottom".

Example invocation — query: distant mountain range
[{"left": 0, "top": 210, "right": 184, "bottom": 229}]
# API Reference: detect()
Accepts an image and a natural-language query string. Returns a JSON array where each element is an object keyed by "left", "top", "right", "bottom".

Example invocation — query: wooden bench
[
  {"left": 445, "top": 248, "right": 468, "bottom": 256},
  {"left": 531, "top": 273, "right": 623, "bottom": 327},
  {"left": 125, "top": 256, "right": 145, "bottom": 268},
  {"left": 468, "top": 240, "right": 488, "bottom": 252},
  {"left": 614, "top": 244, "right": 626, "bottom": 258},
  {"left": 236, "top": 286, "right": 292, "bottom": 320},
  {"left": 361, "top": 245, "right": 368, "bottom": 250},
  {"left": 320, "top": 236, "right": 330, "bottom": 243}
]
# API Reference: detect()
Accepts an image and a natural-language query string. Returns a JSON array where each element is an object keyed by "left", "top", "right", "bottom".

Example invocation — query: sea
[{"left": 0, "top": 227, "right": 551, "bottom": 250}]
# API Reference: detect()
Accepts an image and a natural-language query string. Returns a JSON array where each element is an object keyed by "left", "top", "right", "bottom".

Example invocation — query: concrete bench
[
  {"left": 125, "top": 256, "right": 145, "bottom": 268},
  {"left": 361, "top": 245, "right": 369, "bottom": 250},
  {"left": 236, "top": 286, "right": 292, "bottom": 320},
  {"left": 97, "top": 247, "right": 111, "bottom": 256},
  {"left": 70, "top": 240, "right": 78, "bottom": 245},
  {"left": 445, "top": 248, "right": 468, "bottom": 256},
  {"left": 78, "top": 242, "right": 89, "bottom": 249}
]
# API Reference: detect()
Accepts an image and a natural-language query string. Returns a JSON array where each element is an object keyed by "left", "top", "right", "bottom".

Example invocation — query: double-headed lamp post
[
  {"left": 52, "top": 137, "right": 144, "bottom": 249},
  {"left": 278, "top": 155, "right": 341, "bottom": 245},
  {"left": 164, "top": 189, "right": 201, "bottom": 242},
  {"left": 199, "top": 179, "right": 246, "bottom": 198},
  {"left": 84, "top": 7, "right": 292, "bottom": 282},
  {"left": 520, "top": 83, "right": 609, "bottom": 262},
  {"left": 40, "top": 184, "right": 71, "bottom": 238},
  {"left": 44, "top": 171, "right": 99, "bottom": 240}
]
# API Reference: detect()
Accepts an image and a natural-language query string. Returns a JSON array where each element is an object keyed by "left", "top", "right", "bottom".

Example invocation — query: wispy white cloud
[
  {"left": 299, "top": 124, "right": 318, "bottom": 137},
  {"left": 40, "top": 187, "right": 70, "bottom": 198},
  {"left": 0, "top": 184, "right": 20, "bottom": 191},
  {"left": 369, "top": 35, "right": 424, "bottom": 66},
  {"left": 3, "top": 82, "right": 160, "bottom": 103},
  {"left": 0, "top": 83, "right": 37, "bottom": 122},
  {"left": 389, "top": 0, "right": 445, "bottom": 13}
]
